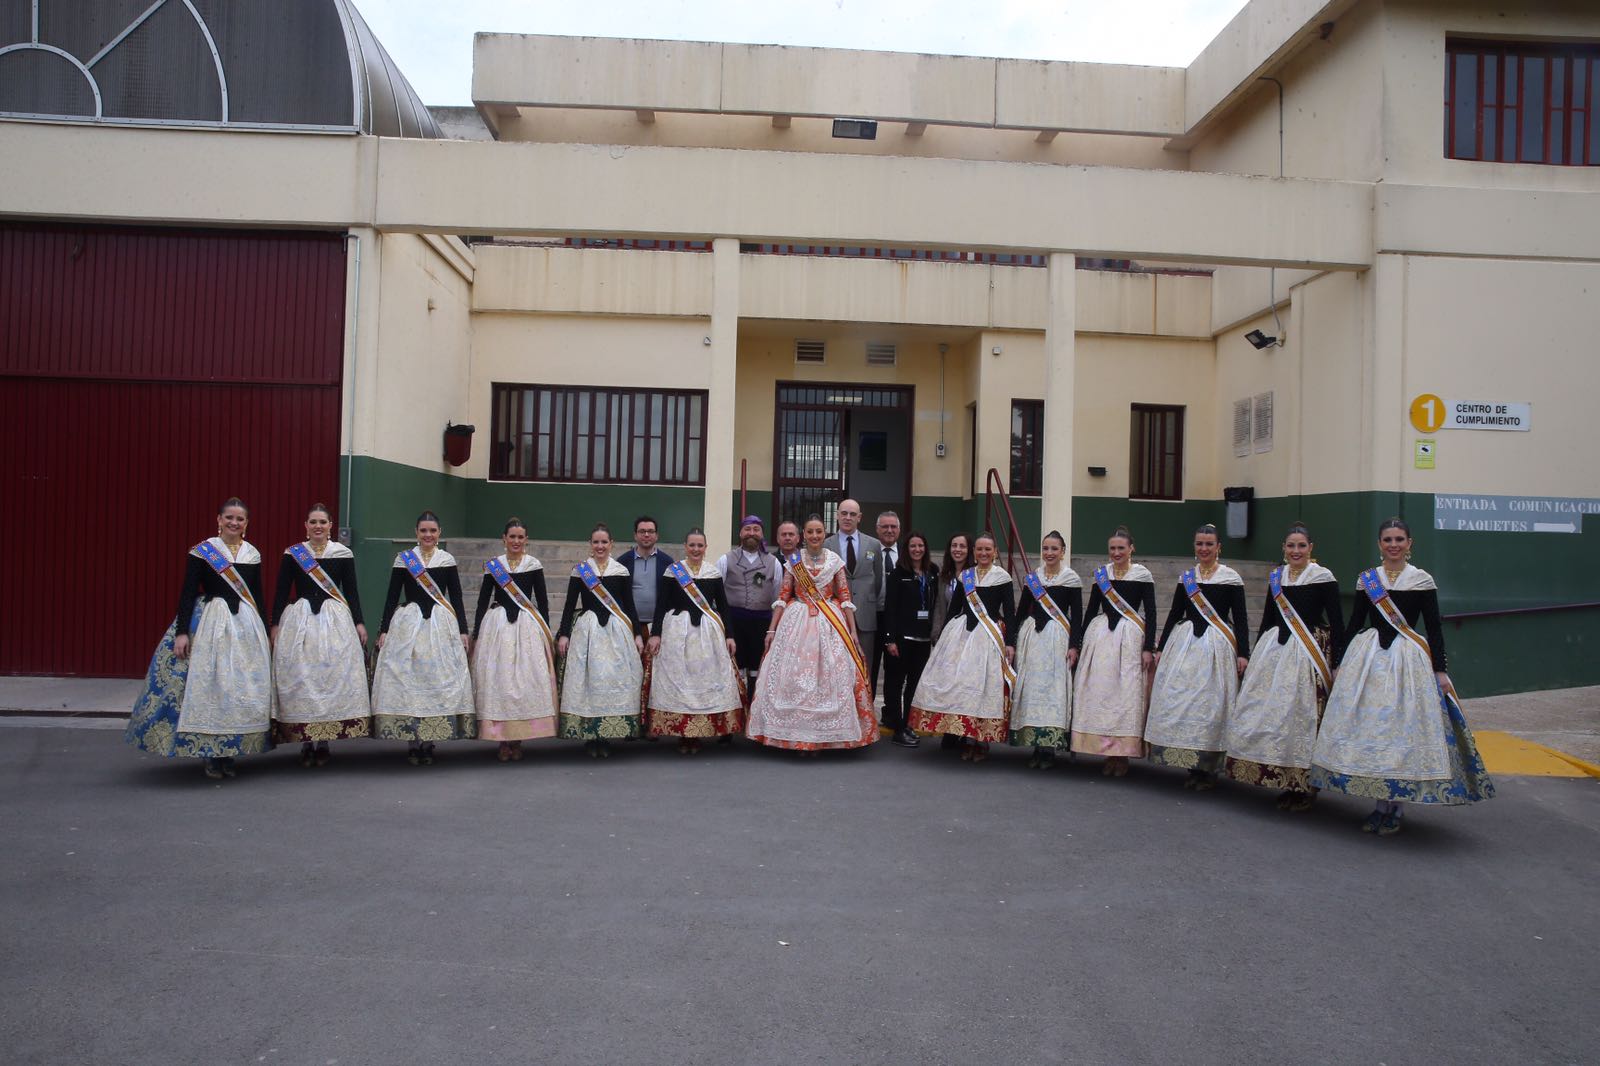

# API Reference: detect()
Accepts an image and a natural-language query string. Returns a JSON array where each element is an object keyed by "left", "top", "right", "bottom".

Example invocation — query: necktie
[
  {"left": 847, "top": 535, "right": 857, "bottom": 573},
  {"left": 883, "top": 548, "right": 895, "bottom": 595}
]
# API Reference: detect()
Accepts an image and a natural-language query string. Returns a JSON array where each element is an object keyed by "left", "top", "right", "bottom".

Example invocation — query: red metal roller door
[{"left": 0, "top": 224, "right": 345, "bottom": 678}]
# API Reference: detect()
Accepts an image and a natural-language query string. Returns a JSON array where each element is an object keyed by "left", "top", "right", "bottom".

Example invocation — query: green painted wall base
[{"left": 345, "top": 459, "right": 1600, "bottom": 697}]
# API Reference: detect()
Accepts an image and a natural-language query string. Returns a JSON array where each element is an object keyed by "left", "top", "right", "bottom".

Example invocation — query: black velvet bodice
[
  {"left": 473, "top": 567, "right": 550, "bottom": 636},
  {"left": 558, "top": 572, "right": 645, "bottom": 638},
  {"left": 271, "top": 554, "right": 364, "bottom": 626},
  {"left": 1338, "top": 587, "right": 1447, "bottom": 671},
  {"left": 176, "top": 555, "right": 264, "bottom": 636},
  {"left": 1010, "top": 582, "right": 1083, "bottom": 644},
  {"left": 1158, "top": 582, "right": 1251, "bottom": 656},
  {"left": 1257, "top": 582, "right": 1344, "bottom": 654},
  {"left": 381, "top": 564, "right": 468, "bottom": 635},
  {"left": 1077, "top": 579, "right": 1158, "bottom": 651},
  {"left": 651, "top": 570, "right": 730, "bottom": 637}
]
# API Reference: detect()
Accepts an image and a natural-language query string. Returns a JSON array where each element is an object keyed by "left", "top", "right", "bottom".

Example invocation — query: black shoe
[
  {"left": 419, "top": 742, "right": 435, "bottom": 766},
  {"left": 940, "top": 733, "right": 961, "bottom": 752},
  {"left": 202, "top": 758, "right": 225, "bottom": 780},
  {"left": 219, "top": 757, "right": 238, "bottom": 778},
  {"left": 891, "top": 729, "right": 920, "bottom": 748}
]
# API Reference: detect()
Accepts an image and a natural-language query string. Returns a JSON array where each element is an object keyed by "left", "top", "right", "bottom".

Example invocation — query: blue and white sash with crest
[
  {"left": 194, "top": 540, "right": 258, "bottom": 615},
  {"left": 1093, "top": 565, "right": 1145, "bottom": 634},
  {"left": 577, "top": 560, "right": 633, "bottom": 630},
  {"left": 1269, "top": 566, "right": 1331, "bottom": 689},
  {"left": 488, "top": 556, "right": 558, "bottom": 701},
  {"left": 288, "top": 543, "right": 347, "bottom": 608},
  {"left": 962, "top": 568, "right": 1018, "bottom": 691},
  {"left": 1180, "top": 568, "right": 1238, "bottom": 655},
  {"left": 400, "top": 549, "right": 455, "bottom": 618},
  {"left": 1025, "top": 571, "right": 1073, "bottom": 638}
]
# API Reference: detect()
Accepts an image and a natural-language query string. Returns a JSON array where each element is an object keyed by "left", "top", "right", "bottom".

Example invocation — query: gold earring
[{"left": 1405, "top": 549, "right": 1412, "bottom": 561}]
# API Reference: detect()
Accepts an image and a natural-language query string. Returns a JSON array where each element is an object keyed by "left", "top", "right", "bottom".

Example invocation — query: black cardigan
[
  {"left": 1257, "top": 581, "right": 1344, "bottom": 657},
  {"left": 380, "top": 562, "right": 469, "bottom": 635},
  {"left": 557, "top": 571, "right": 647, "bottom": 640},
  {"left": 472, "top": 566, "right": 551, "bottom": 637},
  {"left": 176, "top": 554, "right": 265, "bottom": 636},
  {"left": 271, "top": 553, "right": 364, "bottom": 626},
  {"left": 1157, "top": 581, "right": 1251, "bottom": 657},
  {"left": 1337, "top": 586, "right": 1448, "bottom": 671},
  {"left": 1008, "top": 580, "right": 1084, "bottom": 647},
  {"left": 650, "top": 567, "right": 732, "bottom": 638},
  {"left": 1076, "top": 579, "right": 1159, "bottom": 652}
]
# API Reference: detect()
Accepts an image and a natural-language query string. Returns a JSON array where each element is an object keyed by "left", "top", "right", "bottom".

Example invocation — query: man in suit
[
  {"left": 824, "top": 499, "right": 883, "bottom": 702},
  {"left": 871, "top": 510, "right": 901, "bottom": 705}
]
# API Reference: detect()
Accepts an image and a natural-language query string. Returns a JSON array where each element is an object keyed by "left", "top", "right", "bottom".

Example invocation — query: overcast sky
[{"left": 355, "top": 0, "right": 1251, "bottom": 107}]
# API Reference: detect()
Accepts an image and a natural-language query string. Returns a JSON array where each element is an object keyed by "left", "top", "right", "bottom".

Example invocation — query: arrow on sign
[{"left": 1533, "top": 522, "right": 1579, "bottom": 534}]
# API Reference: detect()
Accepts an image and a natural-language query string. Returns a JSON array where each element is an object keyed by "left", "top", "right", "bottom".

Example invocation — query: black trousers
[
  {"left": 881, "top": 639, "right": 930, "bottom": 730},
  {"left": 870, "top": 611, "right": 888, "bottom": 698},
  {"left": 728, "top": 610, "right": 770, "bottom": 673}
]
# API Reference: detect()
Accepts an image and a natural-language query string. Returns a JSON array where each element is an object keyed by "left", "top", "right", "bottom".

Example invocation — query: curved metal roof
[{"left": 0, "top": 0, "right": 439, "bottom": 137}]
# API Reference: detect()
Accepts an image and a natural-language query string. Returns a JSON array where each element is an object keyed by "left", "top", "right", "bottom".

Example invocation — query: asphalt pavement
[{"left": 2, "top": 724, "right": 1597, "bottom": 1066}]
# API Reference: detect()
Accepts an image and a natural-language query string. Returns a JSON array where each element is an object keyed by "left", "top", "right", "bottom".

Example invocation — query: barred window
[
  {"left": 1445, "top": 38, "right": 1600, "bottom": 166},
  {"left": 1129, "top": 404, "right": 1184, "bottom": 501},
  {"left": 1010, "top": 400, "right": 1044, "bottom": 496},
  {"left": 491, "top": 384, "right": 707, "bottom": 484}
]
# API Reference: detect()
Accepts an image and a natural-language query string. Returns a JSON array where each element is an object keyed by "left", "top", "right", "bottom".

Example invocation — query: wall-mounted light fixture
[
  {"left": 991, "top": 344, "right": 1003, "bottom": 356},
  {"left": 832, "top": 118, "right": 877, "bottom": 140},
  {"left": 1245, "top": 329, "right": 1279, "bottom": 350},
  {"left": 443, "top": 422, "right": 475, "bottom": 467},
  {"left": 1087, "top": 466, "right": 1107, "bottom": 478}
]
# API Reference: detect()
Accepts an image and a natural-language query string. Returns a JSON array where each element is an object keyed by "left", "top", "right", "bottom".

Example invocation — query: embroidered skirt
[
  {"left": 473, "top": 607, "right": 559, "bottom": 741},
  {"left": 557, "top": 612, "right": 643, "bottom": 740},
  {"left": 746, "top": 600, "right": 876, "bottom": 750},
  {"left": 273, "top": 598, "right": 371, "bottom": 741},
  {"left": 1070, "top": 615, "right": 1147, "bottom": 757},
  {"left": 1223, "top": 634, "right": 1324, "bottom": 791},
  {"left": 1007, "top": 619, "right": 1073, "bottom": 748},
  {"left": 1145, "top": 622, "right": 1236, "bottom": 771},
  {"left": 907, "top": 618, "right": 1009, "bottom": 743},
  {"left": 372, "top": 603, "right": 476, "bottom": 741},
  {"left": 125, "top": 600, "right": 274, "bottom": 759},
  {"left": 1310, "top": 631, "right": 1494, "bottom": 804},
  {"left": 648, "top": 610, "right": 744, "bottom": 737}
]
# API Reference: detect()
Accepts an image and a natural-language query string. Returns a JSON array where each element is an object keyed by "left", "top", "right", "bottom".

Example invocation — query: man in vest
[{"left": 717, "top": 514, "right": 783, "bottom": 691}]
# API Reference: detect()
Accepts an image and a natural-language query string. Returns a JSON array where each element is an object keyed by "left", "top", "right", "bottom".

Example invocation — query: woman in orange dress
[{"left": 745, "top": 514, "right": 878, "bottom": 756}]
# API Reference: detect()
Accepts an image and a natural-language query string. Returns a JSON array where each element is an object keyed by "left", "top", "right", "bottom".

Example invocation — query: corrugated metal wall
[{"left": 0, "top": 224, "right": 346, "bottom": 677}]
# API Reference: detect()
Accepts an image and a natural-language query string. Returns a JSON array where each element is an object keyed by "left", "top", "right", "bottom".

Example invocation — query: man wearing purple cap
[{"left": 717, "top": 515, "right": 783, "bottom": 691}]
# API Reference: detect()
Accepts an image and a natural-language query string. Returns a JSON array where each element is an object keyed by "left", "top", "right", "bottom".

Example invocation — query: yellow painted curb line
[{"left": 1475, "top": 730, "right": 1600, "bottom": 779}]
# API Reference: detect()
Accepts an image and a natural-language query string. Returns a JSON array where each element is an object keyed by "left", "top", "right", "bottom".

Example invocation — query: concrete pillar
[
  {"left": 703, "top": 237, "right": 740, "bottom": 556},
  {"left": 1042, "top": 252, "right": 1077, "bottom": 555}
]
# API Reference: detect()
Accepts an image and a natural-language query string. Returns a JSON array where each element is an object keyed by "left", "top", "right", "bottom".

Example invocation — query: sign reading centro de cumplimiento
[
  {"left": 1410, "top": 395, "right": 1532, "bottom": 433},
  {"left": 1435, "top": 494, "right": 1600, "bottom": 533}
]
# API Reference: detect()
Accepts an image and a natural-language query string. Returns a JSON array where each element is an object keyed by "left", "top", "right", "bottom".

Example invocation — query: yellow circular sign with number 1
[{"left": 1410, "top": 393, "right": 1446, "bottom": 434}]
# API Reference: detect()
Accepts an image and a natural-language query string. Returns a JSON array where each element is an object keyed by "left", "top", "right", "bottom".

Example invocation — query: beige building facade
[{"left": 4, "top": 0, "right": 1599, "bottom": 693}]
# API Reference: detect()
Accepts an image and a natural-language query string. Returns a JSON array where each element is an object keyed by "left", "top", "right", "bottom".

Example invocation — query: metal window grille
[
  {"left": 1232, "top": 398, "right": 1252, "bottom": 458},
  {"left": 795, "top": 339, "right": 826, "bottom": 364},
  {"left": 1010, "top": 400, "right": 1045, "bottom": 496},
  {"left": 1129, "top": 404, "right": 1185, "bottom": 501},
  {"left": 1252, "top": 391, "right": 1274, "bottom": 454},
  {"left": 1445, "top": 39, "right": 1600, "bottom": 166},
  {"left": 866, "top": 342, "right": 897, "bottom": 367},
  {"left": 489, "top": 383, "right": 708, "bottom": 484}
]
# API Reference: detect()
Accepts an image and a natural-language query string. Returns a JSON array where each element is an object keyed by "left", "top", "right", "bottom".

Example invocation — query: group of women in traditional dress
[
  {"left": 127, "top": 499, "right": 1493, "bottom": 835},
  {"left": 900, "top": 517, "right": 1494, "bottom": 835}
]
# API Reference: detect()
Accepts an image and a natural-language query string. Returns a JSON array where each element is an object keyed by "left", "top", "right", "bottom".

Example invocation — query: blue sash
[
  {"left": 194, "top": 540, "right": 258, "bottom": 614},
  {"left": 1180, "top": 568, "right": 1237, "bottom": 654},
  {"left": 962, "top": 568, "right": 1017, "bottom": 690},
  {"left": 1093, "top": 565, "right": 1144, "bottom": 633},
  {"left": 287, "top": 543, "right": 347, "bottom": 607},
  {"left": 400, "top": 549, "right": 454, "bottom": 617},
  {"left": 1025, "top": 571, "right": 1073, "bottom": 637},
  {"left": 577, "top": 561, "right": 633, "bottom": 629}
]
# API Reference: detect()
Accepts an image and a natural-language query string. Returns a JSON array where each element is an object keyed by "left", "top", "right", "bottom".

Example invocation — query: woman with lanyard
[
  {"left": 907, "top": 531, "right": 1015, "bottom": 764},
  {"left": 647, "top": 528, "right": 745, "bottom": 755},
  {"left": 556, "top": 523, "right": 646, "bottom": 758},
  {"left": 881, "top": 531, "right": 938, "bottom": 748},
  {"left": 1070, "top": 526, "right": 1158, "bottom": 777},
  {"left": 373, "top": 510, "right": 475, "bottom": 765},
  {"left": 1006, "top": 530, "right": 1082, "bottom": 770},
  {"left": 471, "top": 517, "right": 557, "bottom": 763},
  {"left": 270, "top": 503, "right": 371, "bottom": 767},
  {"left": 1311, "top": 518, "right": 1494, "bottom": 835},
  {"left": 1223, "top": 522, "right": 1344, "bottom": 810},
  {"left": 127, "top": 497, "right": 274, "bottom": 779},
  {"left": 1144, "top": 523, "right": 1250, "bottom": 790},
  {"left": 746, "top": 514, "right": 877, "bottom": 756}
]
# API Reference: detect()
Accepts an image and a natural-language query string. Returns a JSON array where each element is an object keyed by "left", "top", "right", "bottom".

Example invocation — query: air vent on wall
[
  {"left": 866, "top": 342, "right": 897, "bottom": 367},
  {"left": 1253, "top": 391, "right": 1274, "bottom": 453},
  {"left": 796, "top": 339, "right": 826, "bottom": 364},
  {"left": 1232, "top": 399, "right": 1251, "bottom": 458}
]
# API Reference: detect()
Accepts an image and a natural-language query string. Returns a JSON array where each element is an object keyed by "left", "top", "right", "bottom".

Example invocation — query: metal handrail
[
  {"left": 1444, "top": 600, "right": 1600, "bottom": 625},
  {"left": 982, "top": 468, "right": 1033, "bottom": 577}
]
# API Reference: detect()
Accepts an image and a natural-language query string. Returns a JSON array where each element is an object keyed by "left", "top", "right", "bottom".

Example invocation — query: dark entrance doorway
[{"left": 771, "top": 382, "right": 913, "bottom": 532}]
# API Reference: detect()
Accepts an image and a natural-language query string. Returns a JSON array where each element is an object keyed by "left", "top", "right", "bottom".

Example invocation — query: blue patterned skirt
[{"left": 124, "top": 607, "right": 274, "bottom": 759}]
